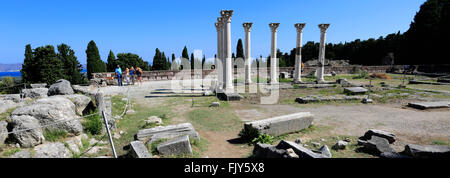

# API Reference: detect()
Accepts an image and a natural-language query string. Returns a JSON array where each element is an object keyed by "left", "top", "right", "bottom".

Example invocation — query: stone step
[{"left": 408, "top": 101, "right": 450, "bottom": 110}]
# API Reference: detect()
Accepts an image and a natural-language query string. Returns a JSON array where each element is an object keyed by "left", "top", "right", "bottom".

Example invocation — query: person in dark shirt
[{"left": 136, "top": 66, "right": 143, "bottom": 86}]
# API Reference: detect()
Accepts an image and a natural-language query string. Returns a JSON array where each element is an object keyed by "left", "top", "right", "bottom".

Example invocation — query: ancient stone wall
[{"left": 91, "top": 65, "right": 449, "bottom": 85}]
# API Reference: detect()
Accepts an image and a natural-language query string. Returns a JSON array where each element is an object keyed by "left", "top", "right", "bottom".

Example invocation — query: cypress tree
[
  {"left": 106, "top": 50, "right": 117, "bottom": 72},
  {"left": 190, "top": 53, "right": 195, "bottom": 70},
  {"left": 236, "top": 39, "right": 244, "bottom": 60},
  {"left": 161, "top": 52, "right": 168, "bottom": 70},
  {"left": 171, "top": 53, "right": 177, "bottom": 70},
  {"left": 21, "top": 44, "right": 34, "bottom": 83},
  {"left": 152, "top": 48, "right": 163, "bottom": 70},
  {"left": 86, "top": 40, "right": 106, "bottom": 79}
]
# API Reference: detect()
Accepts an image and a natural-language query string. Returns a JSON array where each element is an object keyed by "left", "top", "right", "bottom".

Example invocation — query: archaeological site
[{"left": 0, "top": 0, "right": 449, "bottom": 176}]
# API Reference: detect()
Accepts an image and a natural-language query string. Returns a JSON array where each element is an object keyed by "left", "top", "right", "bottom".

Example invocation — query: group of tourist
[{"left": 114, "top": 65, "right": 143, "bottom": 86}]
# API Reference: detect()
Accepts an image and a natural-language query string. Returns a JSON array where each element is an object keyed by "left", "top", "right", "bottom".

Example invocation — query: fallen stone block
[
  {"left": 380, "top": 152, "right": 411, "bottom": 159},
  {"left": 402, "top": 144, "right": 450, "bottom": 158},
  {"left": 30, "top": 83, "right": 47, "bottom": 89},
  {"left": 296, "top": 95, "right": 365, "bottom": 104},
  {"left": 276, "top": 140, "right": 328, "bottom": 158},
  {"left": 252, "top": 143, "right": 288, "bottom": 158},
  {"left": 361, "top": 136, "right": 396, "bottom": 156},
  {"left": 157, "top": 135, "right": 192, "bottom": 156},
  {"left": 344, "top": 87, "right": 368, "bottom": 95},
  {"left": 129, "top": 141, "right": 152, "bottom": 158},
  {"left": 408, "top": 101, "right": 450, "bottom": 110},
  {"left": 242, "top": 112, "right": 314, "bottom": 137},
  {"left": 317, "top": 145, "right": 332, "bottom": 158},
  {"left": 136, "top": 123, "right": 200, "bottom": 143},
  {"left": 217, "top": 92, "right": 243, "bottom": 101},
  {"left": 362, "top": 129, "right": 396, "bottom": 144}
]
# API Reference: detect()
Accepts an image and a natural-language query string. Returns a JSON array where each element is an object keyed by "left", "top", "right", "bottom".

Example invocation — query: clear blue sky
[{"left": 0, "top": 0, "right": 426, "bottom": 65}]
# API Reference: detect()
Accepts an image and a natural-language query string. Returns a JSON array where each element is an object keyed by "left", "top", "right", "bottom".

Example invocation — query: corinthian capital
[
  {"left": 243, "top": 23, "right": 253, "bottom": 32},
  {"left": 318, "top": 24, "right": 330, "bottom": 33},
  {"left": 215, "top": 22, "right": 222, "bottom": 31},
  {"left": 294, "top": 23, "right": 306, "bottom": 32},
  {"left": 269, "top": 23, "right": 280, "bottom": 32},
  {"left": 220, "top": 10, "right": 233, "bottom": 23}
]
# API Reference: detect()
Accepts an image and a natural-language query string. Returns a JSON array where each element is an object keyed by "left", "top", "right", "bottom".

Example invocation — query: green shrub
[
  {"left": 251, "top": 133, "right": 275, "bottom": 145},
  {"left": 353, "top": 70, "right": 369, "bottom": 79},
  {"left": 43, "top": 129, "right": 68, "bottom": 142},
  {"left": 83, "top": 114, "right": 103, "bottom": 135},
  {"left": 149, "top": 139, "right": 168, "bottom": 155},
  {"left": 238, "top": 127, "right": 260, "bottom": 142}
]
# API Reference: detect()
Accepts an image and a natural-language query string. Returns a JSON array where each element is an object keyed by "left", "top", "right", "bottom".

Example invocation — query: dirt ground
[{"left": 106, "top": 77, "right": 450, "bottom": 158}]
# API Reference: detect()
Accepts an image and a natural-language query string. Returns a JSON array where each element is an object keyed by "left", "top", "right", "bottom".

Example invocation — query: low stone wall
[{"left": 91, "top": 65, "right": 440, "bottom": 85}]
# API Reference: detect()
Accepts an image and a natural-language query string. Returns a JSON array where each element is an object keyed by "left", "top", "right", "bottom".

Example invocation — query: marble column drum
[
  {"left": 269, "top": 23, "right": 280, "bottom": 84},
  {"left": 243, "top": 22, "right": 253, "bottom": 84}
]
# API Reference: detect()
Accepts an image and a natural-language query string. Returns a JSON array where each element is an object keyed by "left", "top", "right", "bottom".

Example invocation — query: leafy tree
[
  {"left": 116, "top": 53, "right": 150, "bottom": 71},
  {"left": 57, "top": 43, "right": 84, "bottom": 84},
  {"left": 86, "top": 40, "right": 106, "bottom": 79}
]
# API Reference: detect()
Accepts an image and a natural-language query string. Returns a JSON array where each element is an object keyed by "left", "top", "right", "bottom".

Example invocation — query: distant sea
[
  {"left": 0, "top": 69, "right": 87, "bottom": 78},
  {"left": 0, "top": 71, "right": 21, "bottom": 78}
]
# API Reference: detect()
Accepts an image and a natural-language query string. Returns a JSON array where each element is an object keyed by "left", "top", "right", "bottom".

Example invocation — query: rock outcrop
[
  {"left": 48, "top": 79, "right": 74, "bottom": 96},
  {"left": 11, "top": 96, "right": 82, "bottom": 136},
  {"left": 21, "top": 88, "right": 48, "bottom": 99},
  {"left": 0, "top": 121, "right": 8, "bottom": 146},
  {"left": 10, "top": 115, "right": 45, "bottom": 147},
  {"left": 61, "top": 94, "right": 93, "bottom": 116}
]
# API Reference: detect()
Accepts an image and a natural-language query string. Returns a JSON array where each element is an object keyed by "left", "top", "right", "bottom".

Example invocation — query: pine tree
[
  {"left": 86, "top": 40, "right": 106, "bottom": 79},
  {"left": 106, "top": 50, "right": 117, "bottom": 72},
  {"left": 57, "top": 43, "right": 83, "bottom": 84},
  {"left": 21, "top": 44, "right": 34, "bottom": 83},
  {"left": 190, "top": 53, "right": 195, "bottom": 70}
]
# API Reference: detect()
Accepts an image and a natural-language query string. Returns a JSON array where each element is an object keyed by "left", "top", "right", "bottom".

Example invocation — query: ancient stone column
[
  {"left": 317, "top": 24, "right": 330, "bottom": 83},
  {"left": 221, "top": 10, "right": 234, "bottom": 92},
  {"left": 243, "top": 22, "right": 253, "bottom": 84},
  {"left": 269, "top": 23, "right": 280, "bottom": 84},
  {"left": 215, "top": 18, "right": 224, "bottom": 89},
  {"left": 294, "top": 23, "right": 306, "bottom": 84}
]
